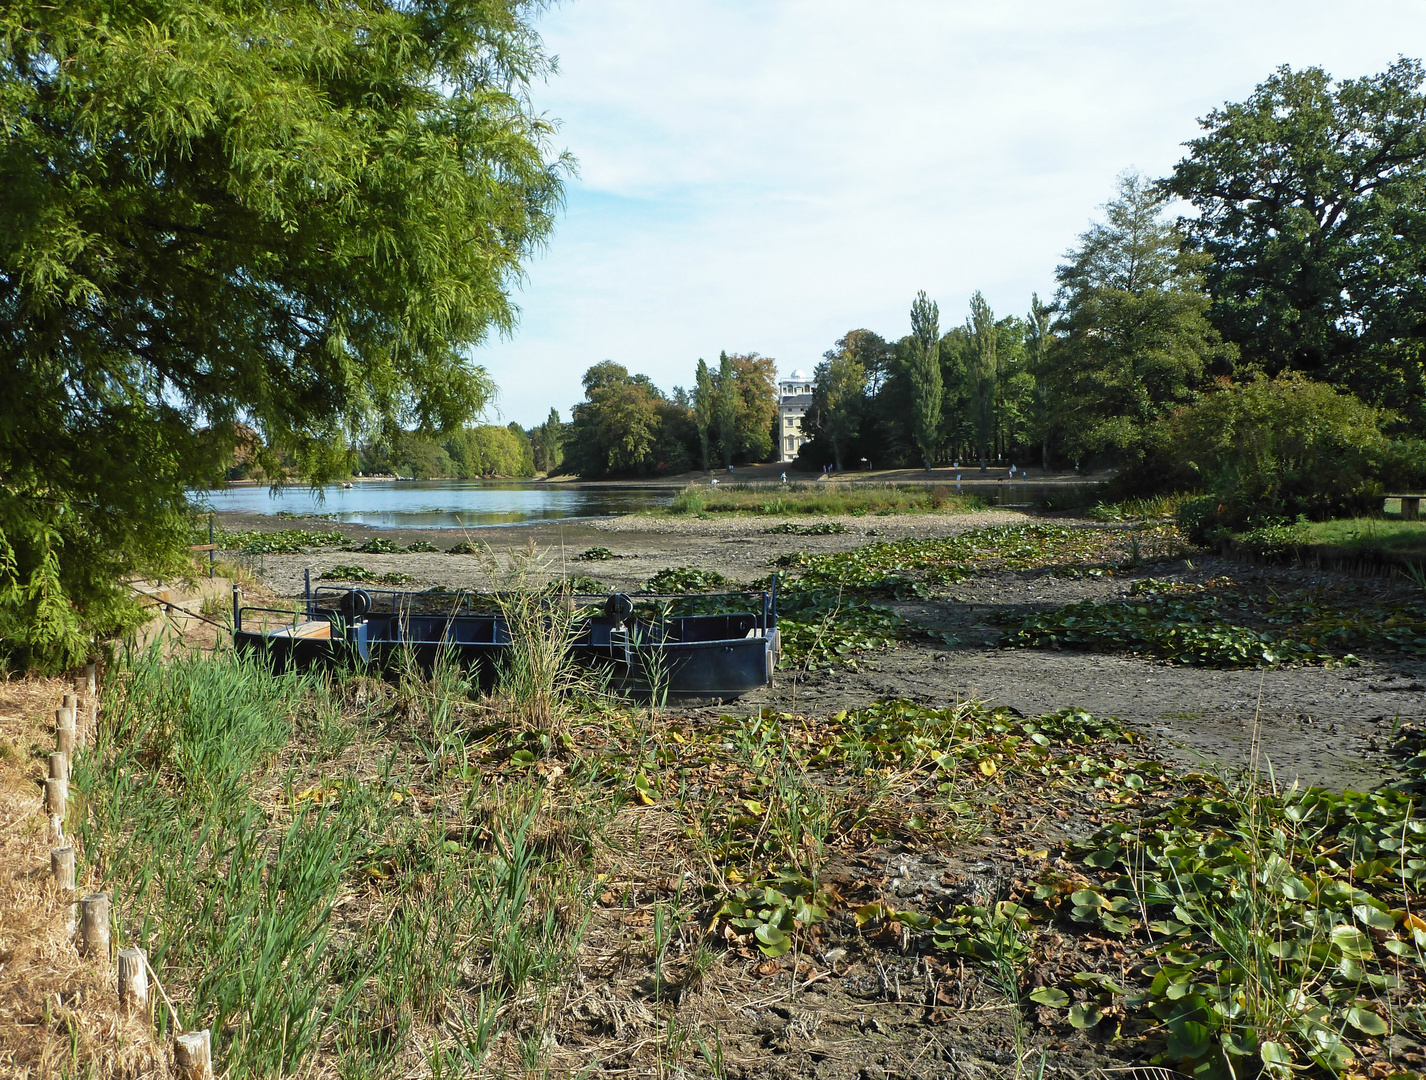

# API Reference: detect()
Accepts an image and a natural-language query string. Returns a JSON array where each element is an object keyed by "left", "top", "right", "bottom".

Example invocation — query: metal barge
[{"left": 232, "top": 578, "right": 781, "bottom": 699}]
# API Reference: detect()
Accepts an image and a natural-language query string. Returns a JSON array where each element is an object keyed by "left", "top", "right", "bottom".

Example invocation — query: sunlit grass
[{"left": 661, "top": 481, "right": 984, "bottom": 516}]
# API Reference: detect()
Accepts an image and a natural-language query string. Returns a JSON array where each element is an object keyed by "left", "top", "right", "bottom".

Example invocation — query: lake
[{"left": 194, "top": 480, "right": 673, "bottom": 529}]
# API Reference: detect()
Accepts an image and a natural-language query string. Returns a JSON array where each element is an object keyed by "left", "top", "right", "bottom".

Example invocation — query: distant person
[{"left": 781, "top": 472, "right": 787, "bottom": 483}]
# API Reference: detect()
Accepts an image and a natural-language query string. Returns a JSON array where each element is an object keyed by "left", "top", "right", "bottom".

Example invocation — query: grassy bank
[{"left": 664, "top": 481, "right": 984, "bottom": 516}]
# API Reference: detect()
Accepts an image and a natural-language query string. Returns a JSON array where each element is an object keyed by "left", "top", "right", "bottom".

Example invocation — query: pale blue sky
[{"left": 476, "top": 1, "right": 1426, "bottom": 427}]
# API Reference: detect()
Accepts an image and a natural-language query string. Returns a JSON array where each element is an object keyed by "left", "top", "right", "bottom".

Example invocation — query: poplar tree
[
  {"left": 0, "top": 0, "right": 568, "bottom": 665},
  {"left": 1026, "top": 294, "right": 1055, "bottom": 470},
  {"left": 908, "top": 291, "right": 942, "bottom": 470},
  {"left": 693, "top": 359, "right": 715, "bottom": 471},
  {"left": 966, "top": 292, "right": 999, "bottom": 471},
  {"left": 715, "top": 351, "right": 738, "bottom": 468}
]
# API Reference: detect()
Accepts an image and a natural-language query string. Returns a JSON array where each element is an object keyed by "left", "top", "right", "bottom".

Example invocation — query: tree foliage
[
  {"left": 810, "top": 342, "right": 866, "bottom": 471},
  {"left": 908, "top": 291, "right": 942, "bottom": 469},
  {"left": 0, "top": 0, "right": 567, "bottom": 664},
  {"left": 1049, "top": 174, "right": 1227, "bottom": 462},
  {"left": 1162, "top": 375, "right": 1422, "bottom": 527},
  {"left": 1166, "top": 59, "right": 1426, "bottom": 430},
  {"left": 965, "top": 292, "right": 999, "bottom": 469}
]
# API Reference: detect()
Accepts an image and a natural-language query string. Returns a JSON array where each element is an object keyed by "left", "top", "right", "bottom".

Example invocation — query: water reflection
[{"left": 194, "top": 481, "right": 672, "bottom": 529}]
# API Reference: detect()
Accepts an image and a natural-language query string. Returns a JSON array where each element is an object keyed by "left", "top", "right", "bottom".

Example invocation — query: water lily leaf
[
  {"left": 1345, "top": 1007, "right": 1388, "bottom": 1036},
  {"left": 1067, "top": 1003, "right": 1101, "bottom": 1029},
  {"left": 1330, "top": 923, "right": 1374, "bottom": 960},
  {"left": 754, "top": 923, "right": 791, "bottom": 956},
  {"left": 1029, "top": 987, "right": 1069, "bottom": 1008},
  {"left": 1259, "top": 1041, "right": 1293, "bottom": 1068}
]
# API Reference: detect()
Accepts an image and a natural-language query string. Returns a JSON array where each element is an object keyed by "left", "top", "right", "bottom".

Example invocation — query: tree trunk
[{"left": 1041, "top": 439, "right": 1049, "bottom": 471}]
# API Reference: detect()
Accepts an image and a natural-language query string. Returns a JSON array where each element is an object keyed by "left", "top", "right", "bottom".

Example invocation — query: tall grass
[
  {"left": 664, "top": 481, "right": 983, "bottom": 516},
  {"left": 72, "top": 642, "right": 598, "bottom": 1077}
]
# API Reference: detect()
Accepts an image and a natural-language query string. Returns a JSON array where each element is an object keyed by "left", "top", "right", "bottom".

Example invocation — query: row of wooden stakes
[{"left": 47, "top": 665, "right": 214, "bottom": 1080}]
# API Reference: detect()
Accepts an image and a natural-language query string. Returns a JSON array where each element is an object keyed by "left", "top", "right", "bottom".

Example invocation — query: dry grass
[{"left": 0, "top": 673, "right": 170, "bottom": 1079}]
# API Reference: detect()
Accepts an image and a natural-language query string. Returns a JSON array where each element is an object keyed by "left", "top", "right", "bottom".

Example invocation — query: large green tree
[
  {"left": 811, "top": 347, "right": 865, "bottom": 472},
  {"left": 907, "top": 291, "right": 942, "bottom": 470},
  {"left": 1050, "top": 174, "right": 1227, "bottom": 462},
  {"left": 1165, "top": 59, "right": 1426, "bottom": 430},
  {"left": 0, "top": 0, "right": 567, "bottom": 664}
]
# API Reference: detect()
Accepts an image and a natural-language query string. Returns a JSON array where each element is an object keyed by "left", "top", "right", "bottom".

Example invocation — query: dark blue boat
[{"left": 232, "top": 578, "right": 781, "bottom": 699}]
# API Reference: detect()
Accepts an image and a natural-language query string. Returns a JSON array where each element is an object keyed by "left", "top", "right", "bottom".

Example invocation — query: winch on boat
[{"left": 232, "top": 576, "right": 781, "bottom": 699}]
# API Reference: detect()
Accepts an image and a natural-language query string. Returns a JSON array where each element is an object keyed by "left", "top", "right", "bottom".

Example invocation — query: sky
[{"left": 476, "top": 0, "right": 1426, "bottom": 428}]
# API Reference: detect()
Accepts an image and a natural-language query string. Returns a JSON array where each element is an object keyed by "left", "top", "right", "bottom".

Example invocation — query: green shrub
[{"left": 1162, "top": 375, "right": 1402, "bottom": 526}]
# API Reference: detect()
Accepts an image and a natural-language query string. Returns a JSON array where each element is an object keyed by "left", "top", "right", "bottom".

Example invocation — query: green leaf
[
  {"left": 1330, "top": 923, "right": 1374, "bottom": 960},
  {"left": 753, "top": 923, "right": 791, "bottom": 957},
  {"left": 1345, "top": 1007, "right": 1388, "bottom": 1036},
  {"left": 1029, "top": 987, "right": 1069, "bottom": 1008},
  {"left": 1067, "top": 1003, "right": 1101, "bottom": 1029}
]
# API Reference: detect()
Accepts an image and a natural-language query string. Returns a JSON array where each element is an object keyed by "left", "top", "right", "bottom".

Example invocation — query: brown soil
[{"left": 225, "top": 508, "right": 1426, "bottom": 794}]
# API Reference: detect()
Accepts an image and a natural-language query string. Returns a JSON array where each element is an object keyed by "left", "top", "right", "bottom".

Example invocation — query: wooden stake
[
  {"left": 63, "top": 693, "right": 87, "bottom": 749},
  {"left": 174, "top": 1030, "right": 214, "bottom": 1080},
  {"left": 47, "top": 813, "right": 64, "bottom": 845},
  {"left": 118, "top": 947, "right": 150, "bottom": 1018},
  {"left": 51, "top": 846, "right": 75, "bottom": 890},
  {"left": 49, "top": 751, "right": 69, "bottom": 781},
  {"left": 79, "top": 892, "right": 110, "bottom": 960},
  {"left": 85, "top": 662, "right": 97, "bottom": 697},
  {"left": 44, "top": 776, "right": 67, "bottom": 816},
  {"left": 56, "top": 707, "right": 76, "bottom": 755}
]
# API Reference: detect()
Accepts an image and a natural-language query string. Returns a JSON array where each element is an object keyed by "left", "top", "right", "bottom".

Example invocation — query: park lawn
[
  {"left": 1301, "top": 515, "right": 1426, "bottom": 555},
  {"left": 659, "top": 481, "right": 984, "bottom": 516}
]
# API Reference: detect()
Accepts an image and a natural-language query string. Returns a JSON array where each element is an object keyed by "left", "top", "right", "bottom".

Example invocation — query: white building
[{"left": 778, "top": 370, "right": 814, "bottom": 463}]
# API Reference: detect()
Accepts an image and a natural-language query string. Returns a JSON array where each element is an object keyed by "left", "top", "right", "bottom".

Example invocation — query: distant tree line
[
  {"left": 790, "top": 60, "right": 1426, "bottom": 517},
  {"left": 355, "top": 424, "right": 536, "bottom": 479},
  {"left": 559, "top": 354, "right": 778, "bottom": 479}
]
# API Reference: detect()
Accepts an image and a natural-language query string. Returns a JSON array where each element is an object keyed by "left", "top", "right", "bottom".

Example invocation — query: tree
[
  {"left": 1026, "top": 294, "right": 1055, "bottom": 469},
  {"left": 1050, "top": 174, "right": 1228, "bottom": 462},
  {"left": 965, "top": 292, "right": 999, "bottom": 470},
  {"left": 693, "top": 359, "right": 716, "bottom": 471},
  {"left": 0, "top": 0, "right": 567, "bottom": 665},
  {"left": 531, "top": 409, "right": 564, "bottom": 474},
  {"left": 725, "top": 353, "right": 779, "bottom": 464},
  {"left": 1165, "top": 59, "right": 1426, "bottom": 431},
  {"left": 715, "top": 352, "right": 738, "bottom": 467},
  {"left": 811, "top": 349, "right": 866, "bottom": 471},
  {"left": 908, "top": 291, "right": 942, "bottom": 469},
  {"left": 567, "top": 364, "right": 662, "bottom": 477}
]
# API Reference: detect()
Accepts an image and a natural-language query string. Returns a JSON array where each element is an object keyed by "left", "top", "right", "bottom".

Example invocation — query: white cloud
[{"left": 477, "top": 0, "right": 1426, "bottom": 425}]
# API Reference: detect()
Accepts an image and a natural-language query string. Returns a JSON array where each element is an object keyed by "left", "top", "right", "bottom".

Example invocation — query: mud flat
[{"left": 223, "top": 506, "right": 1425, "bottom": 793}]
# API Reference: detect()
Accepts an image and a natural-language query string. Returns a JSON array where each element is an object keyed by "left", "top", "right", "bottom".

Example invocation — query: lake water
[{"left": 194, "top": 481, "right": 672, "bottom": 529}]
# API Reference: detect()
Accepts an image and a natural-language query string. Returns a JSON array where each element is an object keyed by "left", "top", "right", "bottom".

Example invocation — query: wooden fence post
[
  {"left": 118, "top": 947, "right": 150, "bottom": 1018},
  {"left": 174, "top": 1029, "right": 214, "bottom": 1080},
  {"left": 51, "top": 846, "right": 75, "bottom": 890},
  {"left": 48, "top": 812, "right": 64, "bottom": 845},
  {"left": 44, "top": 776, "right": 67, "bottom": 817},
  {"left": 49, "top": 750, "right": 68, "bottom": 781},
  {"left": 63, "top": 693, "right": 85, "bottom": 749},
  {"left": 56, "top": 706, "right": 76, "bottom": 755},
  {"left": 79, "top": 892, "right": 110, "bottom": 961}
]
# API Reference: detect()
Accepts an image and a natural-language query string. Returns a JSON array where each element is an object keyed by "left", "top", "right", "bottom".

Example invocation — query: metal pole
[{"left": 232, "top": 585, "right": 242, "bottom": 633}]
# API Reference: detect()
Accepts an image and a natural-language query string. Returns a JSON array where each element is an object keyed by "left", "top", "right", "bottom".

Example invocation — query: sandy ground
[{"left": 220, "top": 507, "right": 1426, "bottom": 794}]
